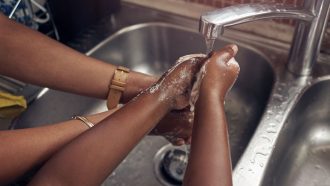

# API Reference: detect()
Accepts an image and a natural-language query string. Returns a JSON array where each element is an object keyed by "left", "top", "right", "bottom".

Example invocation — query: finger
[
  {"left": 228, "top": 58, "right": 240, "bottom": 75},
  {"left": 192, "top": 56, "right": 209, "bottom": 73},
  {"left": 172, "top": 138, "right": 185, "bottom": 146},
  {"left": 211, "top": 44, "right": 238, "bottom": 64},
  {"left": 221, "top": 44, "right": 238, "bottom": 57},
  {"left": 228, "top": 44, "right": 238, "bottom": 56},
  {"left": 178, "top": 54, "right": 208, "bottom": 75}
]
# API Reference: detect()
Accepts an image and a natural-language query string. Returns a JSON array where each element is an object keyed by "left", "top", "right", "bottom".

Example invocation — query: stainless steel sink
[
  {"left": 12, "top": 21, "right": 274, "bottom": 185},
  {"left": 88, "top": 22, "right": 275, "bottom": 167},
  {"left": 261, "top": 78, "right": 330, "bottom": 186}
]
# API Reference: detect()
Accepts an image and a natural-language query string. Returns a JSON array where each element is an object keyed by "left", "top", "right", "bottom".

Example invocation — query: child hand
[{"left": 200, "top": 44, "right": 240, "bottom": 101}]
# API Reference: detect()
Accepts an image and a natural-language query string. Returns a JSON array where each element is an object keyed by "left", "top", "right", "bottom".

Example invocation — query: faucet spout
[
  {"left": 200, "top": 1, "right": 330, "bottom": 76},
  {"left": 200, "top": 4, "right": 314, "bottom": 39}
]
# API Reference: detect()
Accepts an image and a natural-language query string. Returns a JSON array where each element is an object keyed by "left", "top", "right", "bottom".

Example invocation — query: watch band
[{"left": 107, "top": 66, "right": 130, "bottom": 109}]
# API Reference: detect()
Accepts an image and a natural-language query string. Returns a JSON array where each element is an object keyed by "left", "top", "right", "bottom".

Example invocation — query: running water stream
[{"left": 205, "top": 38, "right": 216, "bottom": 54}]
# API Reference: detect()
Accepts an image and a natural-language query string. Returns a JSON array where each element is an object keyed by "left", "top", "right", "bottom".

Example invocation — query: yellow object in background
[{"left": 0, "top": 92, "right": 27, "bottom": 119}]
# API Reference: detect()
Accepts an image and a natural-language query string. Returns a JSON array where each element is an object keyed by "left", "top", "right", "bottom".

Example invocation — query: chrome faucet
[{"left": 200, "top": 1, "right": 330, "bottom": 75}]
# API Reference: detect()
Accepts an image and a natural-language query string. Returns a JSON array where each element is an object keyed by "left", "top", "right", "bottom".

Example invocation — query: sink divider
[{"left": 233, "top": 74, "right": 312, "bottom": 186}]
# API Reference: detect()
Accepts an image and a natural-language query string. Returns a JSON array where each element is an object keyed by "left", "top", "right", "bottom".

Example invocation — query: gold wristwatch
[{"left": 107, "top": 66, "right": 130, "bottom": 109}]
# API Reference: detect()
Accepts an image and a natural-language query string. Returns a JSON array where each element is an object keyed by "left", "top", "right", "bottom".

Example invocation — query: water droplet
[
  {"left": 111, "top": 172, "right": 116, "bottom": 177},
  {"left": 273, "top": 93, "right": 283, "bottom": 101},
  {"left": 266, "top": 127, "right": 277, "bottom": 133},
  {"left": 251, "top": 146, "right": 271, "bottom": 163},
  {"left": 266, "top": 110, "right": 274, "bottom": 116},
  {"left": 256, "top": 150, "right": 270, "bottom": 156},
  {"left": 269, "top": 122, "right": 276, "bottom": 126},
  {"left": 274, "top": 115, "right": 282, "bottom": 122},
  {"left": 261, "top": 135, "right": 272, "bottom": 142}
]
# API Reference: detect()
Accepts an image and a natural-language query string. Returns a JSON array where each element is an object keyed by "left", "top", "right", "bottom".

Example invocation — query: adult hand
[
  {"left": 149, "top": 54, "right": 207, "bottom": 110},
  {"left": 151, "top": 108, "right": 193, "bottom": 145},
  {"left": 147, "top": 54, "right": 208, "bottom": 145}
]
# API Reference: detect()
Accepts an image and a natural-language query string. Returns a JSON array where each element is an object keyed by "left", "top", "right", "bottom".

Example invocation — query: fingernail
[
  {"left": 230, "top": 44, "right": 238, "bottom": 55},
  {"left": 221, "top": 44, "right": 238, "bottom": 64},
  {"left": 175, "top": 139, "right": 185, "bottom": 146}
]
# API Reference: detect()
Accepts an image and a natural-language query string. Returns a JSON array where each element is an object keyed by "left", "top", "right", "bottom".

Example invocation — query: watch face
[{"left": 0, "top": 0, "right": 38, "bottom": 29}]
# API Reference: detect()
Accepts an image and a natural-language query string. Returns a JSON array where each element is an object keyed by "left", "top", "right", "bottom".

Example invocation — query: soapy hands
[
  {"left": 151, "top": 45, "right": 240, "bottom": 145},
  {"left": 150, "top": 54, "right": 207, "bottom": 110},
  {"left": 147, "top": 54, "right": 206, "bottom": 145}
]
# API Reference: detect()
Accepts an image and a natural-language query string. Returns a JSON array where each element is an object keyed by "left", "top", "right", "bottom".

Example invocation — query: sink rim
[
  {"left": 233, "top": 64, "right": 330, "bottom": 185},
  {"left": 260, "top": 77, "right": 330, "bottom": 186},
  {"left": 85, "top": 22, "right": 275, "bottom": 72}
]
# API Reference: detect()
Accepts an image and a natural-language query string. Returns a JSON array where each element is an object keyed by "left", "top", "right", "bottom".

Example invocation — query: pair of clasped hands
[{"left": 151, "top": 44, "right": 240, "bottom": 145}]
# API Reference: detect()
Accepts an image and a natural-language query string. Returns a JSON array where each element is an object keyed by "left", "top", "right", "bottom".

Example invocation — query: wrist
[
  {"left": 200, "top": 78, "right": 227, "bottom": 99},
  {"left": 156, "top": 86, "right": 175, "bottom": 111},
  {"left": 140, "top": 86, "right": 173, "bottom": 112},
  {"left": 121, "top": 72, "right": 159, "bottom": 103},
  {"left": 199, "top": 88, "right": 225, "bottom": 105}
]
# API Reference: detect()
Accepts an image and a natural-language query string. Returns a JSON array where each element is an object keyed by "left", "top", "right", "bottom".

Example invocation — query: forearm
[
  {"left": 0, "top": 110, "right": 116, "bottom": 185},
  {"left": 29, "top": 91, "right": 170, "bottom": 186},
  {"left": 0, "top": 14, "right": 156, "bottom": 101},
  {"left": 184, "top": 91, "right": 232, "bottom": 186}
]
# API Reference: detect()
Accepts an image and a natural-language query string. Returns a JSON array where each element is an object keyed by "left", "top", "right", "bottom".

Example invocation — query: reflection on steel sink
[
  {"left": 262, "top": 79, "right": 330, "bottom": 186},
  {"left": 12, "top": 22, "right": 274, "bottom": 185}
]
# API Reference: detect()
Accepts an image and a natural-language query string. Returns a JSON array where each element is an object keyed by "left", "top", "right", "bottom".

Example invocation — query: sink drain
[{"left": 154, "top": 144, "right": 189, "bottom": 186}]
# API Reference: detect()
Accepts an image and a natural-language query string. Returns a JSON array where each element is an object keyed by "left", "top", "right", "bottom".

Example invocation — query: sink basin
[
  {"left": 12, "top": 22, "right": 274, "bottom": 185},
  {"left": 262, "top": 79, "right": 330, "bottom": 186},
  {"left": 89, "top": 22, "right": 275, "bottom": 166}
]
